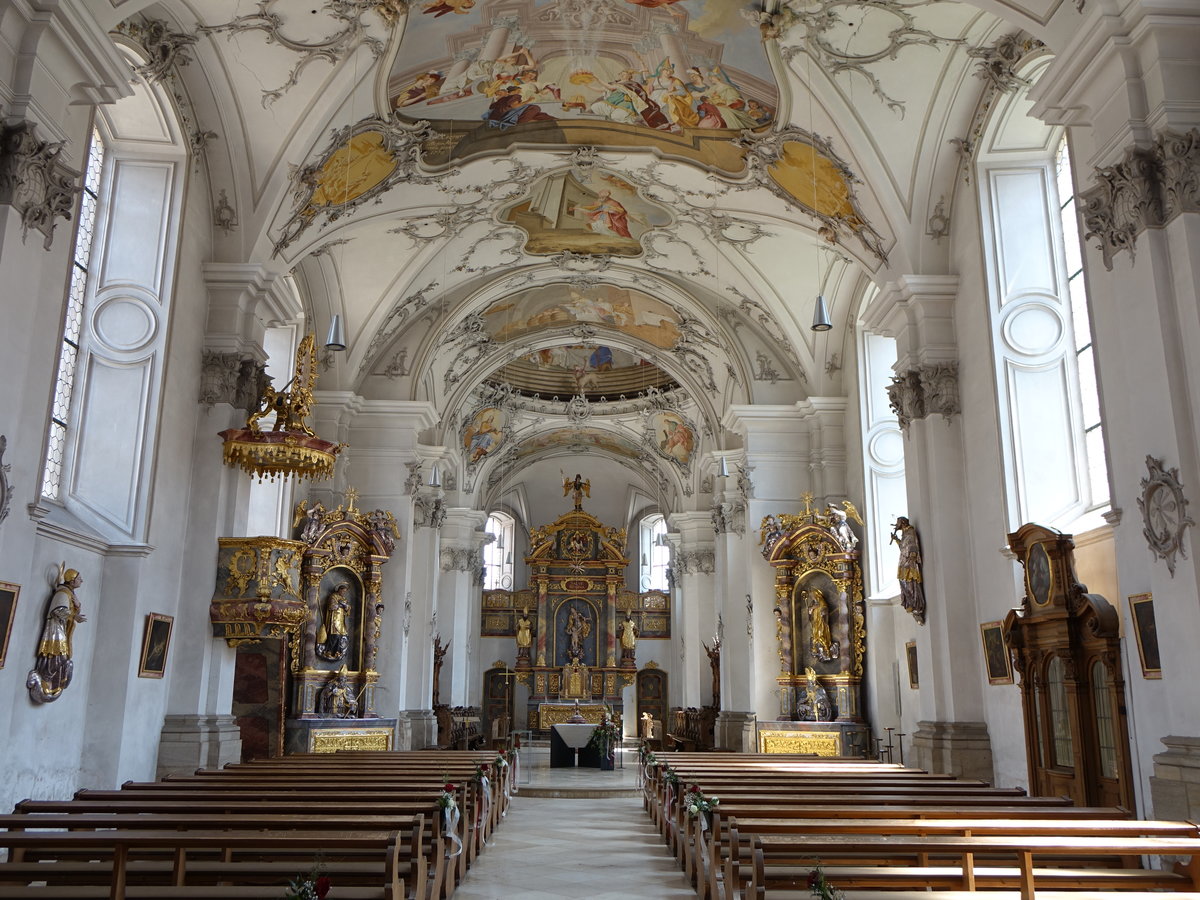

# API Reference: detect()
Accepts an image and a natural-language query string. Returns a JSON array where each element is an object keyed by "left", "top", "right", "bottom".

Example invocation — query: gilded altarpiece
[
  {"left": 481, "top": 497, "right": 670, "bottom": 731},
  {"left": 757, "top": 499, "right": 871, "bottom": 756},
  {"left": 210, "top": 494, "right": 401, "bottom": 754}
]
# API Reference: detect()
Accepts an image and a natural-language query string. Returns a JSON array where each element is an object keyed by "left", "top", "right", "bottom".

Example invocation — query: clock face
[{"left": 1026, "top": 542, "right": 1053, "bottom": 607}]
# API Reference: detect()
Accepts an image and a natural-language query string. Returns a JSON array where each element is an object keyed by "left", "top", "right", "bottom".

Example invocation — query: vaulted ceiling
[{"left": 95, "top": 0, "right": 1066, "bottom": 524}]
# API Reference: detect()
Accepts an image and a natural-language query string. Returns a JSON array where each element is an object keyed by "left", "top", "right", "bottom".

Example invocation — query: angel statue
[
  {"left": 827, "top": 500, "right": 863, "bottom": 552},
  {"left": 563, "top": 473, "right": 591, "bottom": 510},
  {"left": 293, "top": 499, "right": 326, "bottom": 544}
]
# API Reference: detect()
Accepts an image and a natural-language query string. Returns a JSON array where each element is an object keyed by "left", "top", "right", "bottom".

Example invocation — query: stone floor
[{"left": 452, "top": 746, "right": 695, "bottom": 899}]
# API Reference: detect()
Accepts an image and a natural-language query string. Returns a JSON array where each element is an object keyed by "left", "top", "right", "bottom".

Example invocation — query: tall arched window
[
  {"left": 977, "top": 58, "right": 1109, "bottom": 531},
  {"left": 639, "top": 514, "right": 669, "bottom": 591},
  {"left": 35, "top": 64, "right": 188, "bottom": 542},
  {"left": 483, "top": 511, "right": 515, "bottom": 590}
]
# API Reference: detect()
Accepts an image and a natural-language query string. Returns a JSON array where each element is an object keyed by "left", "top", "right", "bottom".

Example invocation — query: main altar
[
  {"left": 756, "top": 494, "right": 871, "bottom": 756},
  {"left": 480, "top": 475, "right": 670, "bottom": 732}
]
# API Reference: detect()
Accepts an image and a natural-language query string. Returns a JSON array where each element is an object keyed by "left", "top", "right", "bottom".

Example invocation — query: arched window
[
  {"left": 41, "top": 128, "right": 105, "bottom": 501},
  {"left": 483, "top": 511, "right": 515, "bottom": 590},
  {"left": 858, "top": 322, "right": 908, "bottom": 596},
  {"left": 35, "top": 53, "right": 188, "bottom": 542},
  {"left": 639, "top": 514, "right": 669, "bottom": 591},
  {"left": 977, "top": 58, "right": 1109, "bottom": 531}
]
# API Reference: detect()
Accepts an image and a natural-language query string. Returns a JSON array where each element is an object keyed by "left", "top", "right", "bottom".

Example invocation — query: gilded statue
[
  {"left": 796, "top": 666, "right": 834, "bottom": 721},
  {"left": 246, "top": 334, "right": 317, "bottom": 436},
  {"left": 565, "top": 606, "right": 591, "bottom": 660},
  {"left": 891, "top": 517, "right": 927, "bottom": 624},
  {"left": 516, "top": 609, "right": 532, "bottom": 648},
  {"left": 27, "top": 564, "right": 86, "bottom": 703},
  {"left": 563, "top": 473, "right": 590, "bottom": 510},
  {"left": 805, "top": 588, "right": 839, "bottom": 661},
  {"left": 318, "top": 666, "right": 358, "bottom": 718},
  {"left": 316, "top": 582, "right": 351, "bottom": 661},
  {"left": 618, "top": 612, "right": 638, "bottom": 662}
]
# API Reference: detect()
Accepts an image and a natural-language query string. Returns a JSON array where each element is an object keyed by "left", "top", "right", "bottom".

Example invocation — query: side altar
[
  {"left": 757, "top": 495, "right": 871, "bottom": 756},
  {"left": 480, "top": 476, "right": 670, "bottom": 732}
]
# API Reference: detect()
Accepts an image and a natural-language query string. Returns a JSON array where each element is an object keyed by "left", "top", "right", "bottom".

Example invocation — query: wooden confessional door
[
  {"left": 231, "top": 638, "right": 287, "bottom": 760},
  {"left": 636, "top": 668, "right": 668, "bottom": 735},
  {"left": 482, "top": 667, "right": 515, "bottom": 745},
  {"left": 1006, "top": 525, "right": 1134, "bottom": 809}
]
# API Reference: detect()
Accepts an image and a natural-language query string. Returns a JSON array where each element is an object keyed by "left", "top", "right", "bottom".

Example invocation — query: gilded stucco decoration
[
  {"left": 273, "top": 117, "right": 441, "bottom": 255},
  {"left": 1137, "top": 455, "right": 1195, "bottom": 578},
  {"left": 737, "top": 127, "right": 889, "bottom": 263}
]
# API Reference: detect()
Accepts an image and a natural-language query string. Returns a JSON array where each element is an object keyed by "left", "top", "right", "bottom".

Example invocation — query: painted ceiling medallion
[
  {"left": 499, "top": 167, "right": 671, "bottom": 256},
  {"left": 1137, "top": 454, "right": 1195, "bottom": 577},
  {"left": 387, "top": 0, "right": 778, "bottom": 170}
]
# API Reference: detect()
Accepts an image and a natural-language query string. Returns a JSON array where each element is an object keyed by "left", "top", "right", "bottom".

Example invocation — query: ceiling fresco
[
  {"left": 386, "top": 0, "right": 779, "bottom": 168},
  {"left": 480, "top": 284, "right": 683, "bottom": 349},
  {"left": 499, "top": 168, "right": 673, "bottom": 256}
]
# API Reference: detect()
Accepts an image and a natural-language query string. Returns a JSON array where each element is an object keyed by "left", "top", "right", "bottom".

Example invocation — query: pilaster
[
  {"left": 437, "top": 507, "right": 488, "bottom": 706},
  {"left": 667, "top": 511, "right": 715, "bottom": 709},
  {"left": 1149, "top": 735, "right": 1200, "bottom": 821}
]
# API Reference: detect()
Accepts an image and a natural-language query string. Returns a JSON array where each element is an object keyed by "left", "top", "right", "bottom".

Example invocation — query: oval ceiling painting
[{"left": 389, "top": 0, "right": 779, "bottom": 169}]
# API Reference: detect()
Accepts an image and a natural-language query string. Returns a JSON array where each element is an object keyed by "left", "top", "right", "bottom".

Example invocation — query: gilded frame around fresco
[
  {"left": 137, "top": 612, "right": 174, "bottom": 678},
  {"left": 0, "top": 580, "right": 19, "bottom": 668}
]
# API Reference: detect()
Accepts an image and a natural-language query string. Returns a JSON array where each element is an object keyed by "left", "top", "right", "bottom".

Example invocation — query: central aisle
[{"left": 453, "top": 794, "right": 696, "bottom": 899}]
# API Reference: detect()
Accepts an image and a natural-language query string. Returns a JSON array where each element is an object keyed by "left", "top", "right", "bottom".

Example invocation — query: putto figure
[
  {"left": 891, "top": 517, "right": 927, "bottom": 624},
  {"left": 27, "top": 564, "right": 86, "bottom": 703}
]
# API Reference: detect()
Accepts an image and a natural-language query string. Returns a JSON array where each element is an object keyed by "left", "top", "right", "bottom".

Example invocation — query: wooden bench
[
  {"left": 0, "top": 828, "right": 415, "bottom": 900},
  {"left": 737, "top": 832, "right": 1200, "bottom": 900}
]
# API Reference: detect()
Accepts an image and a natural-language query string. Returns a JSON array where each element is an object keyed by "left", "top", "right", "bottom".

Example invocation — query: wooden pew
[
  {"left": 0, "top": 827, "right": 415, "bottom": 900},
  {"left": 737, "top": 831, "right": 1200, "bottom": 900}
]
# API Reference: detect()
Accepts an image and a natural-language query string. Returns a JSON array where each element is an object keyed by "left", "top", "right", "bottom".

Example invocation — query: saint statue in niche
[
  {"left": 27, "top": 564, "right": 86, "bottom": 703},
  {"left": 565, "top": 607, "right": 591, "bottom": 660},
  {"left": 805, "top": 588, "right": 839, "bottom": 662},
  {"left": 618, "top": 612, "right": 638, "bottom": 663},
  {"left": 316, "top": 583, "right": 351, "bottom": 661}
]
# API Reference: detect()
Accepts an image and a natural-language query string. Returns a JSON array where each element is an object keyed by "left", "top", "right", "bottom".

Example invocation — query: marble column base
[
  {"left": 406, "top": 708, "right": 438, "bottom": 750},
  {"left": 155, "top": 714, "right": 243, "bottom": 778},
  {"left": 715, "top": 710, "right": 757, "bottom": 752},
  {"left": 910, "top": 720, "right": 994, "bottom": 782},
  {"left": 1150, "top": 735, "right": 1200, "bottom": 820}
]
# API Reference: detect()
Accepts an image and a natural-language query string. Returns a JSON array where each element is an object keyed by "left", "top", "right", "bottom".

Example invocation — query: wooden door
[
  {"left": 636, "top": 668, "right": 668, "bottom": 738},
  {"left": 481, "top": 667, "right": 515, "bottom": 744}
]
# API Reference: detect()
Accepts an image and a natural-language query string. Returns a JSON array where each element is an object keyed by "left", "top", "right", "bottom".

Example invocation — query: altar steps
[{"left": 514, "top": 742, "right": 642, "bottom": 799}]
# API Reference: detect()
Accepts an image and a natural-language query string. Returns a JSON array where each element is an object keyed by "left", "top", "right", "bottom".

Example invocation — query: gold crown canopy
[{"left": 219, "top": 334, "right": 345, "bottom": 481}]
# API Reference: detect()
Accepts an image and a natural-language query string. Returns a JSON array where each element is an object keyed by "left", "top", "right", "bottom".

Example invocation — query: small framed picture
[
  {"left": 137, "top": 613, "right": 174, "bottom": 678},
  {"left": 0, "top": 581, "right": 20, "bottom": 669},
  {"left": 979, "top": 620, "right": 1014, "bottom": 685},
  {"left": 1128, "top": 593, "right": 1161, "bottom": 679},
  {"left": 905, "top": 640, "right": 919, "bottom": 689}
]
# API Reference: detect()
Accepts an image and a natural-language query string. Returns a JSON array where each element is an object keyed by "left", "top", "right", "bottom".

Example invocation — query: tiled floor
[{"left": 453, "top": 747, "right": 695, "bottom": 899}]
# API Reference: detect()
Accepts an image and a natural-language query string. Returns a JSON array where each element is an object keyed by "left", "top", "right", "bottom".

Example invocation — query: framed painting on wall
[
  {"left": 1128, "top": 593, "right": 1161, "bottom": 679},
  {"left": 138, "top": 613, "right": 174, "bottom": 678},
  {"left": 905, "top": 640, "right": 918, "bottom": 689},
  {"left": 979, "top": 620, "right": 1014, "bottom": 685},
  {"left": 0, "top": 581, "right": 19, "bottom": 668}
]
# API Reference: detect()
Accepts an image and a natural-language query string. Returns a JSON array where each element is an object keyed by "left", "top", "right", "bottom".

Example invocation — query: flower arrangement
[
  {"left": 494, "top": 750, "right": 510, "bottom": 769},
  {"left": 639, "top": 743, "right": 657, "bottom": 767},
  {"left": 683, "top": 784, "right": 720, "bottom": 818},
  {"left": 807, "top": 866, "right": 844, "bottom": 900},
  {"left": 662, "top": 766, "right": 681, "bottom": 788},
  {"left": 437, "top": 782, "right": 457, "bottom": 810},
  {"left": 586, "top": 716, "right": 621, "bottom": 756},
  {"left": 474, "top": 762, "right": 491, "bottom": 782},
  {"left": 283, "top": 859, "right": 330, "bottom": 899}
]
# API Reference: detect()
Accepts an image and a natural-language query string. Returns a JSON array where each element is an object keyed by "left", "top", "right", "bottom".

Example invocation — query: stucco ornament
[
  {"left": 116, "top": 17, "right": 198, "bottom": 84},
  {"left": 0, "top": 122, "right": 79, "bottom": 251},
  {"left": 966, "top": 32, "right": 1045, "bottom": 94},
  {"left": 1137, "top": 455, "right": 1195, "bottom": 577},
  {"left": 0, "top": 435, "right": 11, "bottom": 527}
]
